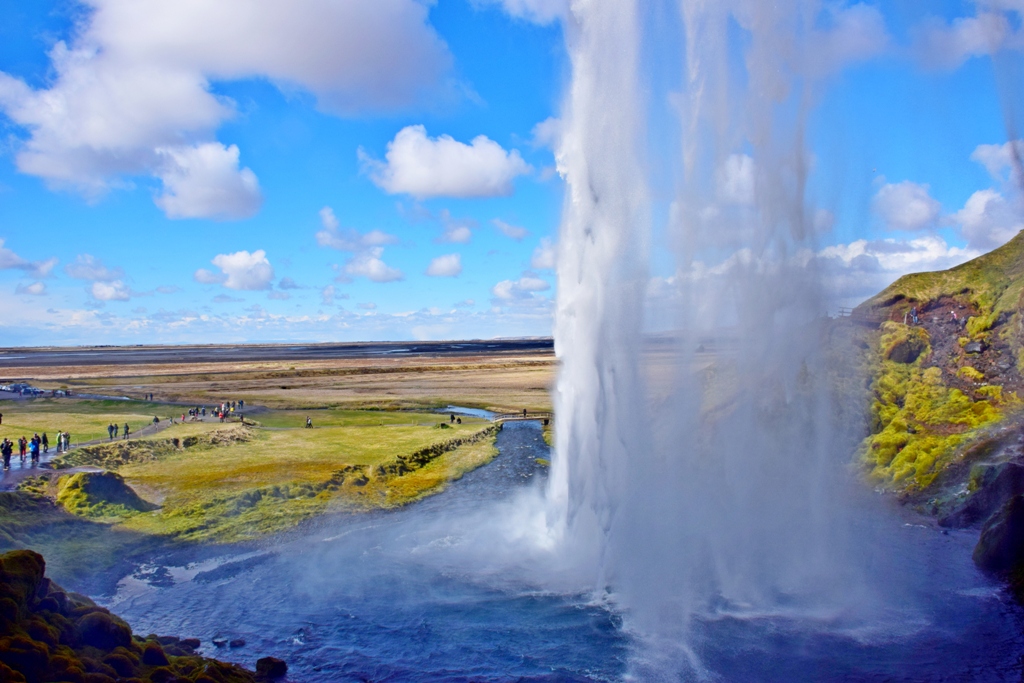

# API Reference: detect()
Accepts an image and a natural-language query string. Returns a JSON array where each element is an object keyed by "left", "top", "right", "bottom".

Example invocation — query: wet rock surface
[
  {"left": 0, "top": 549, "right": 271, "bottom": 682},
  {"left": 974, "top": 495, "right": 1024, "bottom": 572}
]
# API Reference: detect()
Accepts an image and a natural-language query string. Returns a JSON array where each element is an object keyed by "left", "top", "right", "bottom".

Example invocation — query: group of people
[
  {"left": 1, "top": 431, "right": 69, "bottom": 470},
  {"left": 107, "top": 423, "right": 130, "bottom": 440}
]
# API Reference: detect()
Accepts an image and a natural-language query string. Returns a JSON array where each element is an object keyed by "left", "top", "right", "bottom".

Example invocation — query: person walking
[
  {"left": 29, "top": 435, "right": 40, "bottom": 464},
  {"left": 113, "top": 423, "right": 119, "bottom": 438},
  {"left": 1, "top": 439, "right": 11, "bottom": 470},
  {"left": 123, "top": 423, "right": 130, "bottom": 440},
  {"left": 306, "top": 416, "right": 312, "bottom": 429},
  {"left": 41, "top": 433, "right": 48, "bottom": 454},
  {"left": 18, "top": 437, "right": 26, "bottom": 463},
  {"left": 107, "top": 423, "right": 114, "bottom": 440}
]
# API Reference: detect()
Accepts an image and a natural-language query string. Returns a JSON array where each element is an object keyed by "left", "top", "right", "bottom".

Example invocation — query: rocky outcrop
[
  {"left": 0, "top": 549, "right": 272, "bottom": 682},
  {"left": 940, "top": 462, "right": 1024, "bottom": 529},
  {"left": 974, "top": 495, "right": 1024, "bottom": 572}
]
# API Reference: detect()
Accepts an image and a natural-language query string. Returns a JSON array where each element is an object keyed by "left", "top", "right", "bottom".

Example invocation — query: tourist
[
  {"left": 911, "top": 306, "right": 919, "bottom": 325},
  {"left": 457, "top": 417, "right": 462, "bottom": 424},
  {"left": 123, "top": 423, "right": 130, "bottom": 440},
  {"left": 153, "top": 416, "right": 159, "bottom": 425},
  {"left": 107, "top": 423, "right": 114, "bottom": 440},
  {"left": 113, "top": 423, "right": 119, "bottom": 438},
  {"left": 306, "top": 416, "right": 312, "bottom": 429},
  {"left": 41, "top": 433, "right": 48, "bottom": 454},
  {"left": 450, "top": 413, "right": 455, "bottom": 423},
  {"left": 18, "top": 437, "right": 26, "bottom": 462},
  {"left": 1, "top": 439, "right": 10, "bottom": 470},
  {"left": 29, "top": 435, "right": 39, "bottom": 463}
]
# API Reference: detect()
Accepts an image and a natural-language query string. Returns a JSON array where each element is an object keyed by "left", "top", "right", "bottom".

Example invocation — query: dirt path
[{"left": 0, "top": 413, "right": 243, "bottom": 491}]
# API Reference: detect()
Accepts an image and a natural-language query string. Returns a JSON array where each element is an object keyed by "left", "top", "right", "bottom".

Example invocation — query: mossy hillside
[
  {"left": 55, "top": 472, "right": 157, "bottom": 520},
  {"left": 860, "top": 229, "right": 1024, "bottom": 319},
  {"left": 0, "top": 549, "right": 259, "bottom": 683},
  {"left": 118, "top": 424, "right": 498, "bottom": 542},
  {"left": 0, "top": 492, "right": 164, "bottom": 590},
  {"left": 52, "top": 423, "right": 253, "bottom": 470},
  {"left": 861, "top": 322, "right": 1010, "bottom": 490}
]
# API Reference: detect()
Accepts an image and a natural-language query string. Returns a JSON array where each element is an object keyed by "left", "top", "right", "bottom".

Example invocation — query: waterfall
[{"left": 549, "top": 1, "right": 871, "bottom": 670}]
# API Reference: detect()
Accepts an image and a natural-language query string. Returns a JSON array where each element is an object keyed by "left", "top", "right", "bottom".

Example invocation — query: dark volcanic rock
[
  {"left": 0, "top": 549, "right": 258, "bottom": 682},
  {"left": 230, "top": 638, "right": 247, "bottom": 648},
  {"left": 965, "top": 340, "right": 987, "bottom": 354},
  {"left": 888, "top": 336, "right": 927, "bottom": 363},
  {"left": 257, "top": 656, "right": 288, "bottom": 679},
  {"left": 974, "top": 495, "right": 1024, "bottom": 572},
  {"left": 940, "top": 462, "right": 1024, "bottom": 528}
]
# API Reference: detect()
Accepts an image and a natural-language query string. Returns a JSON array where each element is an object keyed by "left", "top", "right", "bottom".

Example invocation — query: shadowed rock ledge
[{"left": 0, "top": 549, "right": 286, "bottom": 682}]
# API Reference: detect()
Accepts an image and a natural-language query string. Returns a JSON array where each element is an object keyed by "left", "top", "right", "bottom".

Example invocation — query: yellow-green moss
[
  {"left": 958, "top": 366, "right": 985, "bottom": 382},
  {"left": 861, "top": 351, "right": 1008, "bottom": 491},
  {"left": 966, "top": 311, "right": 999, "bottom": 338}
]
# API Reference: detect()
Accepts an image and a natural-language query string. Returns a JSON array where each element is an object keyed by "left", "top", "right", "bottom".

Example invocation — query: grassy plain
[
  {"left": 0, "top": 349, "right": 551, "bottom": 558},
  {"left": 0, "top": 398, "right": 174, "bottom": 444},
  {"left": 9, "top": 351, "right": 555, "bottom": 413}
]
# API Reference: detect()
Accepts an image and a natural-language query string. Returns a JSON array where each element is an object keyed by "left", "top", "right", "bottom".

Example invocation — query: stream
[{"left": 95, "top": 419, "right": 1024, "bottom": 682}]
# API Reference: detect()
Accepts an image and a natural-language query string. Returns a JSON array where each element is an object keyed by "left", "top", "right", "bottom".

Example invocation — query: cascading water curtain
[{"left": 550, "top": 0, "right": 878, "bottom": 675}]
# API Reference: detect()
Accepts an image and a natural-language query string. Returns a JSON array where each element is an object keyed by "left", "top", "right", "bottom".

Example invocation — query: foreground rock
[
  {"left": 974, "top": 495, "right": 1024, "bottom": 573},
  {"left": 0, "top": 549, "right": 279, "bottom": 682}
]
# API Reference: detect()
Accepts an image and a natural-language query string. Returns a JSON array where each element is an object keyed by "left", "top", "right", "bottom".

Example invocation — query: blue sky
[{"left": 0, "top": 0, "right": 1021, "bottom": 345}]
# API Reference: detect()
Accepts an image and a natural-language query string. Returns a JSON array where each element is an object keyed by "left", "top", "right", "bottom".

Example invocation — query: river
[{"left": 96, "top": 420, "right": 1024, "bottom": 682}]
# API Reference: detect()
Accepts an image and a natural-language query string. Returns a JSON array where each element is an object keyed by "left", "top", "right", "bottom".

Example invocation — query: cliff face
[
  {"left": 0, "top": 549, "right": 260, "bottom": 683},
  {"left": 854, "top": 231, "right": 1024, "bottom": 495}
]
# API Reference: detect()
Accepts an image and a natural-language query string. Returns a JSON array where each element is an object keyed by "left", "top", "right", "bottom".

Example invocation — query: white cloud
[
  {"left": 0, "top": 240, "right": 57, "bottom": 278},
  {"left": 358, "top": 302, "right": 378, "bottom": 310},
  {"left": 315, "top": 207, "right": 399, "bottom": 251},
  {"left": 492, "top": 273, "right": 550, "bottom": 300},
  {"left": 953, "top": 188, "right": 1024, "bottom": 250},
  {"left": 475, "top": 0, "right": 568, "bottom": 24},
  {"left": 154, "top": 143, "right": 262, "bottom": 220},
  {"left": 361, "top": 125, "right": 531, "bottom": 199},
  {"left": 267, "top": 291, "right": 291, "bottom": 300},
  {"left": 871, "top": 180, "right": 942, "bottom": 231},
  {"left": 816, "top": 235, "right": 979, "bottom": 304},
  {"left": 971, "top": 140, "right": 1023, "bottom": 183},
  {"left": 91, "top": 280, "right": 131, "bottom": 301},
  {"left": 65, "top": 254, "right": 125, "bottom": 281},
  {"left": 344, "top": 248, "right": 404, "bottom": 283},
  {"left": 0, "top": 0, "right": 452, "bottom": 213},
  {"left": 806, "top": 3, "right": 890, "bottom": 76},
  {"left": 15, "top": 282, "right": 46, "bottom": 296},
  {"left": 426, "top": 253, "right": 462, "bottom": 277},
  {"left": 912, "top": 7, "right": 1023, "bottom": 69},
  {"left": 492, "top": 218, "right": 529, "bottom": 240},
  {"left": 718, "top": 154, "right": 755, "bottom": 206},
  {"left": 321, "top": 285, "right": 336, "bottom": 306},
  {"left": 531, "top": 237, "right": 557, "bottom": 270},
  {"left": 437, "top": 211, "right": 476, "bottom": 243},
  {"left": 196, "top": 249, "right": 274, "bottom": 290},
  {"left": 531, "top": 116, "right": 562, "bottom": 149}
]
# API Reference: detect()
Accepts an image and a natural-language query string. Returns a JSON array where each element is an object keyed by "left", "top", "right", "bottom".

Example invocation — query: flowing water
[{"left": 98, "top": 420, "right": 1024, "bottom": 682}]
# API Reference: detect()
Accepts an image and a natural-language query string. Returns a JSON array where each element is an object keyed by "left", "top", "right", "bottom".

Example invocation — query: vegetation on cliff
[
  {"left": 855, "top": 231, "right": 1024, "bottom": 494},
  {"left": 0, "top": 549, "right": 265, "bottom": 682}
]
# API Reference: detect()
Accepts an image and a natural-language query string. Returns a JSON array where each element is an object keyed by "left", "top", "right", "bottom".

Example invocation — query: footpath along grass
[{"left": 0, "top": 398, "right": 178, "bottom": 444}]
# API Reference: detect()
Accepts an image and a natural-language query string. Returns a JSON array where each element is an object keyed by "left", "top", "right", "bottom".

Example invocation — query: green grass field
[
  {"left": 15, "top": 405, "right": 496, "bottom": 543},
  {"left": 0, "top": 398, "right": 180, "bottom": 444}
]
